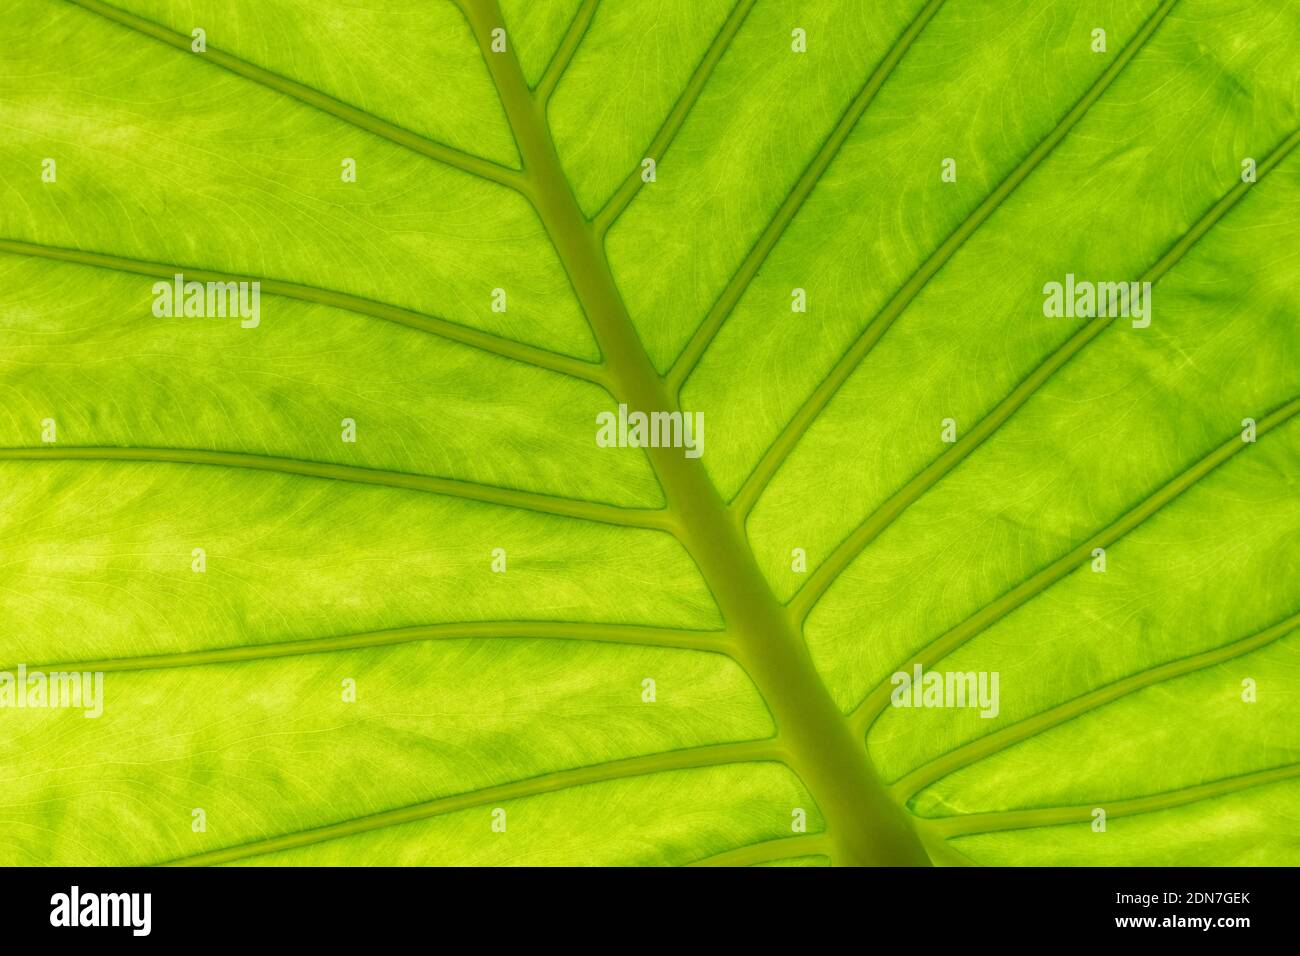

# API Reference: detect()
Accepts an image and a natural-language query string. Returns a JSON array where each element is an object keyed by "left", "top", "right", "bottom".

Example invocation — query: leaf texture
[{"left": 0, "top": 0, "right": 1296, "bottom": 866}]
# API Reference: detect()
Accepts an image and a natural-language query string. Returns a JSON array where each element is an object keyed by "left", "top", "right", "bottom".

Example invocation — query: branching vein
[
  {"left": 731, "top": 0, "right": 1180, "bottom": 519},
  {"left": 66, "top": 0, "right": 528, "bottom": 192},
  {"left": 689, "top": 834, "right": 831, "bottom": 866},
  {"left": 0, "top": 446, "right": 674, "bottom": 531},
  {"left": 591, "top": 0, "right": 758, "bottom": 237},
  {"left": 925, "top": 763, "right": 1300, "bottom": 839},
  {"left": 848, "top": 395, "right": 1300, "bottom": 734},
  {"left": 162, "top": 739, "right": 782, "bottom": 865},
  {"left": 535, "top": 0, "right": 599, "bottom": 105},
  {"left": 892, "top": 611, "right": 1300, "bottom": 799},
  {"left": 0, "top": 238, "right": 608, "bottom": 386},
  {"left": 13, "top": 621, "right": 730, "bottom": 675},
  {"left": 666, "top": 0, "right": 949, "bottom": 399},
  {"left": 789, "top": 125, "right": 1300, "bottom": 622}
]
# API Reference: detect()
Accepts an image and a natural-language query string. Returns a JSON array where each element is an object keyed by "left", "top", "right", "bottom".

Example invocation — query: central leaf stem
[{"left": 461, "top": 0, "right": 929, "bottom": 866}]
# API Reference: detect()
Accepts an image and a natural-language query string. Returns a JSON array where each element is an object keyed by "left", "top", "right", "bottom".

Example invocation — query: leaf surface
[{"left": 0, "top": 0, "right": 1296, "bottom": 866}]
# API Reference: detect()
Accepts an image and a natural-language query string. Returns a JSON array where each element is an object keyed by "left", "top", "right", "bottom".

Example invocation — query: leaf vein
[
  {"left": 667, "top": 0, "right": 949, "bottom": 398},
  {"left": 924, "top": 763, "right": 1300, "bottom": 839},
  {"left": 0, "top": 238, "right": 608, "bottom": 385},
  {"left": 8, "top": 621, "right": 730, "bottom": 674},
  {"left": 892, "top": 611, "right": 1300, "bottom": 800},
  {"left": 535, "top": 0, "right": 599, "bottom": 105},
  {"left": 0, "top": 446, "right": 673, "bottom": 531},
  {"left": 732, "top": 0, "right": 1181, "bottom": 518},
  {"left": 847, "top": 395, "right": 1300, "bottom": 733},
  {"left": 688, "top": 833, "right": 831, "bottom": 867},
  {"left": 67, "top": 0, "right": 528, "bottom": 192},
  {"left": 790, "top": 126, "right": 1300, "bottom": 621},
  {"left": 159, "top": 740, "right": 781, "bottom": 866},
  {"left": 591, "top": 0, "right": 757, "bottom": 237}
]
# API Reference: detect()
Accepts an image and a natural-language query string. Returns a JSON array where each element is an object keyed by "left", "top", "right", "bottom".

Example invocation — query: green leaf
[{"left": 0, "top": 0, "right": 1295, "bottom": 866}]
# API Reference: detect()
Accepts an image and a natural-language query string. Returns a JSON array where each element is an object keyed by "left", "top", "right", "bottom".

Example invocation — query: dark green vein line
[
  {"left": 789, "top": 126, "right": 1300, "bottom": 622},
  {"left": 893, "top": 611, "right": 1300, "bottom": 799},
  {"left": 848, "top": 396, "right": 1300, "bottom": 733},
  {"left": 535, "top": 0, "right": 599, "bottom": 104},
  {"left": 66, "top": 0, "right": 527, "bottom": 191},
  {"left": 0, "top": 446, "right": 674, "bottom": 531},
  {"left": 11, "top": 621, "right": 730, "bottom": 675},
  {"left": 591, "top": 0, "right": 757, "bottom": 238},
  {"left": 666, "top": 0, "right": 949, "bottom": 399},
  {"left": 160, "top": 739, "right": 782, "bottom": 866},
  {"left": 0, "top": 238, "right": 607, "bottom": 386},
  {"left": 918, "top": 835, "right": 978, "bottom": 866},
  {"left": 731, "top": 0, "right": 1180, "bottom": 519},
  {"left": 1142, "top": 126, "right": 1300, "bottom": 282},
  {"left": 689, "top": 834, "right": 831, "bottom": 867},
  {"left": 925, "top": 763, "right": 1300, "bottom": 838}
]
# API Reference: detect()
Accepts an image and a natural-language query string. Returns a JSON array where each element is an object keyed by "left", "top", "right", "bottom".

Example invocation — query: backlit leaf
[{"left": 0, "top": 0, "right": 1296, "bottom": 866}]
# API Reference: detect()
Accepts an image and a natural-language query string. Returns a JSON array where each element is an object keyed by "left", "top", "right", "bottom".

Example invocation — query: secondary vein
[
  {"left": 688, "top": 833, "right": 831, "bottom": 866},
  {"left": 591, "top": 0, "right": 758, "bottom": 238},
  {"left": 0, "top": 446, "right": 674, "bottom": 531},
  {"left": 788, "top": 125, "right": 1300, "bottom": 622},
  {"left": 0, "top": 238, "right": 608, "bottom": 386},
  {"left": 66, "top": 0, "right": 528, "bottom": 193},
  {"left": 11, "top": 621, "right": 730, "bottom": 675},
  {"left": 848, "top": 395, "right": 1300, "bottom": 734},
  {"left": 666, "top": 0, "right": 950, "bottom": 399},
  {"left": 160, "top": 739, "right": 782, "bottom": 866},
  {"left": 892, "top": 611, "right": 1300, "bottom": 800},
  {"left": 535, "top": 0, "right": 599, "bottom": 105},
  {"left": 924, "top": 763, "right": 1300, "bottom": 838},
  {"left": 731, "top": 0, "right": 1181, "bottom": 519}
]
